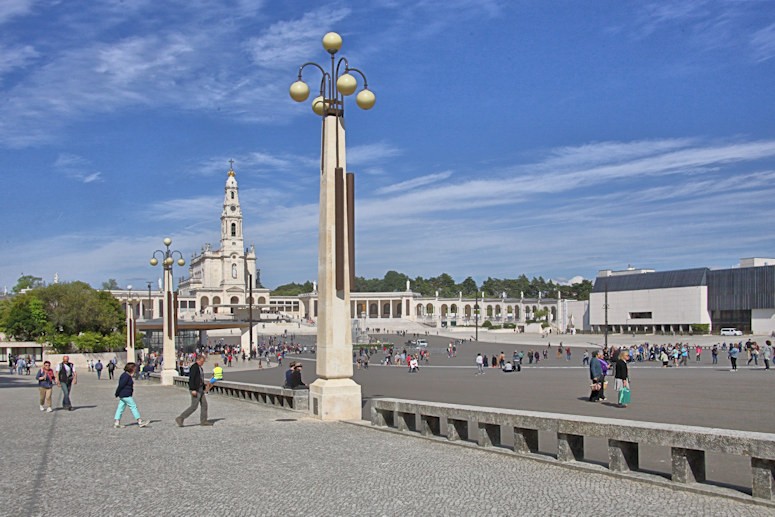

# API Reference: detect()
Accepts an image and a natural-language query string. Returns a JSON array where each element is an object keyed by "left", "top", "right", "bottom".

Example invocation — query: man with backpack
[
  {"left": 95, "top": 360, "right": 104, "bottom": 380},
  {"left": 55, "top": 355, "right": 78, "bottom": 411},
  {"left": 107, "top": 360, "right": 116, "bottom": 380}
]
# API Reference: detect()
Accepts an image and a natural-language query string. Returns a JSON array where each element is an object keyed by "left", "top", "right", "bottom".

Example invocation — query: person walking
[
  {"left": 588, "top": 351, "right": 604, "bottom": 402},
  {"left": 729, "top": 345, "right": 739, "bottom": 372},
  {"left": 175, "top": 355, "right": 211, "bottom": 427},
  {"left": 614, "top": 350, "right": 630, "bottom": 408},
  {"left": 475, "top": 353, "right": 484, "bottom": 375},
  {"left": 113, "top": 363, "right": 147, "bottom": 428},
  {"left": 36, "top": 360, "right": 55, "bottom": 412},
  {"left": 95, "top": 360, "right": 104, "bottom": 380},
  {"left": 55, "top": 356, "right": 77, "bottom": 410},
  {"left": 763, "top": 341, "right": 773, "bottom": 371},
  {"left": 107, "top": 360, "right": 116, "bottom": 380}
]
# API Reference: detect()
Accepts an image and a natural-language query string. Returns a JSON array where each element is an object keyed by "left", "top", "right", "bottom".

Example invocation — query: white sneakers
[
  {"left": 46, "top": 407, "right": 53, "bottom": 413},
  {"left": 40, "top": 406, "right": 45, "bottom": 411},
  {"left": 115, "top": 419, "right": 148, "bottom": 428}
]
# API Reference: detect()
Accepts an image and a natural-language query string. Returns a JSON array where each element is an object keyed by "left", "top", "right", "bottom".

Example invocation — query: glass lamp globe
[
  {"left": 163, "top": 237, "right": 172, "bottom": 246},
  {"left": 336, "top": 73, "right": 357, "bottom": 96},
  {"left": 356, "top": 89, "right": 376, "bottom": 110},
  {"left": 322, "top": 32, "right": 342, "bottom": 54},
  {"left": 311, "top": 96, "right": 327, "bottom": 116},
  {"left": 164, "top": 257, "right": 173, "bottom": 266},
  {"left": 177, "top": 258, "right": 185, "bottom": 266},
  {"left": 289, "top": 80, "right": 310, "bottom": 102},
  {"left": 150, "top": 258, "right": 158, "bottom": 266}
]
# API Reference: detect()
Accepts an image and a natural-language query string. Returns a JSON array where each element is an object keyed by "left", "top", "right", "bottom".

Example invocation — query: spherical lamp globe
[
  {"left": 164, "top": 257, "right": 173, "bottom": 266},
  {"left": 150, "top": 258, "right": 158, "bottom": 266},
  {"left": 336, "top": 73, "right": 357, "bottom": 96},
  {"left": 311, "top": 95, "right": 327, "bottom": 116},
  {"left": 289, "top": 80, "right": 310, "bottom": 102},
  {"left": 163, "top": 237, "right": 172, "bottom": 246},
  {"left": 177, "top": 258, "right": 186, "bottom": 267},
  {"left": 322, "top": 32, "right": 342, "bottom": 54},
  {"left": 356, "top": 89, "right": 376, "bottom": 110}
]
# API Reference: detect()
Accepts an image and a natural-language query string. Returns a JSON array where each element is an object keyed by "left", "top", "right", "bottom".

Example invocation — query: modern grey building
[{"left": 589, "top": 258, "right": 775, "bottom": 335}]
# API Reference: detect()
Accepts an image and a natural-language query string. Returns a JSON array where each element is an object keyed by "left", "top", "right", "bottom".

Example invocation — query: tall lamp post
[
  {"left": 125, "top": 285, "right": 136, "bottom": 364},
  {"left": 150, "top": 237, "right": 185, "bottom": 386},
  {"left": 289, "top": 32, "right": 375, "bottom": 420}
]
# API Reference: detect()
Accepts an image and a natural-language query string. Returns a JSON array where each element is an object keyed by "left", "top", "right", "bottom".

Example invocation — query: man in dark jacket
[
  {"left": 289, "top": 363, "right": 306, "bottom": 389},
  {"left": 175, "top": 355, "right": 211, "bottom": 427}
]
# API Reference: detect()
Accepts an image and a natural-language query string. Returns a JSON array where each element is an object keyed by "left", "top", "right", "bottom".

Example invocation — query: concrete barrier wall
[
  {"left": 149, "top": 373, "right": 309, "bottom": 412},
  {"left": 45, "top": 352, "right": 127, "bottom": 369},
  {"left": 371, "top": 398, "right": 775, "bottom": 501}
]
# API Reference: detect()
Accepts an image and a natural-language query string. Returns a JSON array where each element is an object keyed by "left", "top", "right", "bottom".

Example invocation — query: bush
[
  {"left": 503, "top": 323, "right": 516, "bottom": 329},
  {"left": 482, "top": 320, "right": 493, "bottom": 329},
  {"left": 691, "top": 324, "right": 710, "bottom": 334}
]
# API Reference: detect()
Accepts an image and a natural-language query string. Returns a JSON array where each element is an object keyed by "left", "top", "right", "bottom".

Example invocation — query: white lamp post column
[
  {"left": 150, "top": 237, "right": 185, "bottom": 386},
  {"left": 125, "top": 287, "right": 136, "bottom": 364},
  {"left": 290, "top": 32, "right": 376, "bottom": 420}
]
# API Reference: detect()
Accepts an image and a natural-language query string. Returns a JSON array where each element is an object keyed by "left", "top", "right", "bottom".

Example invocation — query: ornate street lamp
[
  {"left": 150, "top": 237, "right": 185, "bottom": 386},
  {"left": 289, "top": 32, "right": 374, "bottom": 420}
]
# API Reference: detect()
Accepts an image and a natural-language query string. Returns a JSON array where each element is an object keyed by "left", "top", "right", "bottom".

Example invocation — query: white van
[{"left": 720, "top": 328, "right": 743, "bottom": 336}]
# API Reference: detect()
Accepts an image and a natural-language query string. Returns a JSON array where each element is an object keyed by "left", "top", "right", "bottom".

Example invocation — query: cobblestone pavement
[{"left": 1, "top": 372, "right": 771, "bottom": 517}]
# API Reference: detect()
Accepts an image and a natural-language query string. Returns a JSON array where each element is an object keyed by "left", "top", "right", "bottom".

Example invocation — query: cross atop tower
[{"left": 228, "top": 159, "right": 235, "bottom": 177}]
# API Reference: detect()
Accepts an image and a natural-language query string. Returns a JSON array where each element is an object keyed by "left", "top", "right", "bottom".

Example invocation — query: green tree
[
  {"left": 271, "top": 281, "right": 314, "bottom": 296},
  {"left": 101, "top": 278, "right": 120, "bottom": 290},
  {"left": 36, "top": 282, "right": 123, "bottom": 335},
  {"left": 12, "top": 274, "right": 43, "bottom": 294},
  {"left": 2, "top": 293, "right": 48, "bottom": 340},
  {"left": 458, "top": 277, "right": 479, "bottom": 296}
]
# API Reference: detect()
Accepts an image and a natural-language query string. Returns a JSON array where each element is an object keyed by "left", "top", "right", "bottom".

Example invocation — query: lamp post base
[
  {"left": 309, "top": 378, "right": 362, "bottom": 421},
  {"left": 160, "top": 368, "right": 177, "bottom": 386}
]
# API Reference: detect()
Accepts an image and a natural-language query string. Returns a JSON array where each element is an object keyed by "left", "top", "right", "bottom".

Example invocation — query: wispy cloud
[
  {"left": 751, "top": 22, "right": 775, "bottom": 62},
  {"left": 347, "top": 142, "right": 402, "bottom": 166},
  {"left": 246, "top": 7, "right": 351, "bottom": 69},
  {"left": 0, "top": 0, "right": 35, "bottom": 25},
  {"left": 377, "top": 170, "right": 452, "bottom": 194},
  {"left": 0, "top": 44, "right": 38, "bottom": 80},
  {"left": 54, "top": 153, "right": 103, "bottom": 183}
]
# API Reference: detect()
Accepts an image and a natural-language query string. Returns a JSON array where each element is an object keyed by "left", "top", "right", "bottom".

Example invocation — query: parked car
[{"left": 720, "top": 328, "right": 743, "bottom": 336}]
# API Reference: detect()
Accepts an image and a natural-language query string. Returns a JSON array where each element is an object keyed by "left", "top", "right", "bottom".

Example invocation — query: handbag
[{"left": 618, "top": 386, "right": 631, "bottom": 405}]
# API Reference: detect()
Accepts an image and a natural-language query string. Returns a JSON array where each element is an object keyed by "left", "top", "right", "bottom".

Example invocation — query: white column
[
  {"left": 125, "top": 300, "right": 136, "bottom": 364},
  {"left": 160, "top": 267, "right": 176, "bottom": 385},
  {"left": 310, "top": 111, "right": 361, "bottom": 421}
]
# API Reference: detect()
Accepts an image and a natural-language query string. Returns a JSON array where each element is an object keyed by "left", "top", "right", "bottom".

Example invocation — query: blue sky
[{"left": 2, "top": 0, "right": 775, "bottom": 291}]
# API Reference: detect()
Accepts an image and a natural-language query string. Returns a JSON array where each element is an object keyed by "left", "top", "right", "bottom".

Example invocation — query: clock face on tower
[{"left": 230, "top": 205, "right": 236, "bottom": 212}]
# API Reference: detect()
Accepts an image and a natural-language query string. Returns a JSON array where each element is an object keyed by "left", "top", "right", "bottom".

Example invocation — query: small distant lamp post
[
  {"left": 289, "top": 32, "right": 375, "bottom": 420},
  {"left": 150, "top": 237, "right": 185, "bottom": 386}
]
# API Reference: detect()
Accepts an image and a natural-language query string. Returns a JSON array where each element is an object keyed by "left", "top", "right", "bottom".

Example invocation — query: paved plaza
[
  {"left": 3, "top": 371, "right": 773, "bottom": 516},
  {"left": 226, "top": 334, "right": 775, "bottom": 492}
]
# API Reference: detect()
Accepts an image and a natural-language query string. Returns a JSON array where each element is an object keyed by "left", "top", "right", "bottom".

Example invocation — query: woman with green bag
[{"left": 614, "top": 349, "right": 630, "bottom": 408}]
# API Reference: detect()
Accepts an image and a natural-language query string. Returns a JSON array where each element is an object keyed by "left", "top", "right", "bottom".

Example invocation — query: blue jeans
[
  {"left": 96, "top": 369, "right": 102, "bottom": 380},
  {"left": 60, "top": 383, "right": 72, "bottom": 408},
  {"left": 115, "top": 397, "right": 141, "bottom": 421}
]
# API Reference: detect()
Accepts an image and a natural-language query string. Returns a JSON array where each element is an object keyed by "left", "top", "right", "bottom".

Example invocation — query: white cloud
[
  {"left": 347, "top": 142, "right": 402, "bottom": 166},
  {"left": 377, "top": 170, "right": 452, "bottom": 195},
  {"left": 53, "top": 153, "right": 103, "bottom": 184},
  {"left": 0, "top": 0, "right": 35, "bottom": 25},
  {"left": 0, "top": 44, "right": 38, "bottom": 79},
  {"left": 246, "top": 7, "right": 351, "bottom": 69},
  {"left": 751, "top": 22, "right": 775, "bottom": 62}
]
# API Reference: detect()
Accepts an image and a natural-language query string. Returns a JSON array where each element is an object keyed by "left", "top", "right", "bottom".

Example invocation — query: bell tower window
[
  {"left": 231, "top": 191, "right": 235, "bottom": 199},
  {"left": 231, "top": 223, "right": 236, "bottom": 237}
]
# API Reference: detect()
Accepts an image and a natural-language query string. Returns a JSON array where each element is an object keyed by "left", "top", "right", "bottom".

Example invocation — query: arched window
[
  {"left": 230, "top": 223, "right": 236, "bottom": 237},
  {"left": 232, "top": 264, "right": 237, "bottom": 279},
  {"left": 231, "top": 191, "right": 235, "bottom": 199}
]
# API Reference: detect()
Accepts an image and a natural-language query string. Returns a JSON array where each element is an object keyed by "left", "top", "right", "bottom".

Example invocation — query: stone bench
[
  {"left": 371, "top": 398, "right": 775, "bottom": 501},
  {"left": 149, "top": 373, "right": 308, "bottom": 412}
]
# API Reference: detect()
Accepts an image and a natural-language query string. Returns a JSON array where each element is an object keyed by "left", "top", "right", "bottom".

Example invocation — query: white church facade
[{"left": 114, "top": 164, "right": 573, "bottom": 334}]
